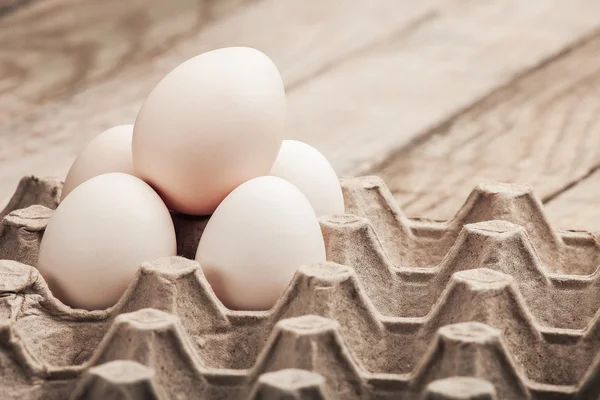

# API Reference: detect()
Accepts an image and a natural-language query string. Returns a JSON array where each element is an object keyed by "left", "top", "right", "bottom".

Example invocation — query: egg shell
[
  {"left": 38, "top": 173, "right": 177, "bottom": 310},
  {"left": 61, "top": 125, "right": 135, "bottom": 201},
  {"left": 133, "top": 47, "right": 286, "bottom": 215},
  {"left": 195, "top": 176, "right": 326, "bottom": 310},
  {"left": 269, "top": 140, "right": 344, "bottom": 217}
]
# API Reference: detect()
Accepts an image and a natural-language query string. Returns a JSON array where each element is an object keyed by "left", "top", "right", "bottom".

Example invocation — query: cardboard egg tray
[{"left": 2, "top": 175, "right": 600, "bottom": 399}]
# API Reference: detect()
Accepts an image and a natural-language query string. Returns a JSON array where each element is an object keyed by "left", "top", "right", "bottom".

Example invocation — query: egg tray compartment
[{"left": 2, "top": 176, "right": 600, "bottom": 399}]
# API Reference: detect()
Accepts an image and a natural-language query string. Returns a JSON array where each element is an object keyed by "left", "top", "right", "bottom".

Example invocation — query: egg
[
  {"left": 195, "top": 176, "right": 326, "bottom": 310},
  {"left": 38, "top": 173, "right": 177, "bottom": 310},
  {"left": 132, "top": 47, "right": 286, "bottom": 215},
  {"left": 269, "top": 140, "right": 344, "bottom": 216},
  {"left": 61, "top": 125, "right": 135, "bottom": 201}
]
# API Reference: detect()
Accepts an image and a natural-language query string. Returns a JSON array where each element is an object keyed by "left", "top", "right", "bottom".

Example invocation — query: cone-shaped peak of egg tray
[
  {"left": 71, "top": 360, "right": 168, "bottom": 400},
  {"left": 424, "top": 376, "right": 498, "bottom": 400},
  {"left": 0, "top": 176, "right": 62, "bottom": 221},
  {"left": 3, "top": 175, "right": 600, "bottom": 399}
]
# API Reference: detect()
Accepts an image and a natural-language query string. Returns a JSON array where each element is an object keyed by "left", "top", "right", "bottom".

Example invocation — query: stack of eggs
[{"left": 38, "top": 47, "right": 344, "bottom": 312}]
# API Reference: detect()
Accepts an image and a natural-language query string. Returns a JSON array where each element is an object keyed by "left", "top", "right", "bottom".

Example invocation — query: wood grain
[
  {"left": 0, "top": 0, "right": 445, "bottom": 200},
  {"left": 0, "top": 0, "right": 247, "bottom": 123},
  {"left": 3, "top": 0, "right": 600, "bottom": 219},
  {"left": 544, "top": 170, "right": 600, "bottom": 231},
  {"left": 372, "top": 29, "right": 600, "bottom": 222},
  {"left": 285, "top": 0, "right": 600, "bottom": 176}
]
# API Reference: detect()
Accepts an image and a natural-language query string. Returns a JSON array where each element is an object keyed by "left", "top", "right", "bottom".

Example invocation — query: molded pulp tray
[{"left": 1, "top": 176, "right": 600, "bottom": 399}]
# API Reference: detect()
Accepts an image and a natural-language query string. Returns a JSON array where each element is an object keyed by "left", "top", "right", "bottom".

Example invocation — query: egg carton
[{"left": 2, "top": 175, "right": 600, "bottom": 399}]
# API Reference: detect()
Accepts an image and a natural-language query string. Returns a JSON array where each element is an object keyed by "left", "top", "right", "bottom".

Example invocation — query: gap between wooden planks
[
  {"left": 544, "top": 169, "right": 600, "bottom": 231},
  {"left": 2, "top": 0, "right": 600, "bottom": 213},
  {"left": 371, "top": 28, "right": 600, "bottom": 229}
]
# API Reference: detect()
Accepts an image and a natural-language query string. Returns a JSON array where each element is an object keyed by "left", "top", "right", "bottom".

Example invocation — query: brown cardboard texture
[{"left": 1, "top": 175, "right": 598, "bottom": 399}]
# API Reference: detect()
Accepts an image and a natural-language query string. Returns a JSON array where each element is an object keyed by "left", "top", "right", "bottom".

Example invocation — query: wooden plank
[
  {"left": 371, "top": 30, "right": 600, "bottom": 222},
  {"left": 544, "top": 170, "right": 600, "bottom": 231},
  {"left": 285, "top": 0, "right": 600, "bottom": 177},
  {"left": 0, "top": 0, "right": 444, "bottom": 200},
  {"left": 0, "top": 0, "right": 247, "bottom": 123}
]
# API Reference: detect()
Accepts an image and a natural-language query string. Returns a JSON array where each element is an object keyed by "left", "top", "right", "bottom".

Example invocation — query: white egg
[
  {"left": 132, "top": 47, "right": 285, "bottom": 215},
  {"left": 269, "top": 140, "right": 344, "bottom": 216},
  {"left": 38, "top": 173, "right": 177, "bottom": 310},
  {"left": 61, "top": 125, "right": 135, "bottom": 201},
  {"left": 195, "top": 176, "right": 326, "bottom": 310}
]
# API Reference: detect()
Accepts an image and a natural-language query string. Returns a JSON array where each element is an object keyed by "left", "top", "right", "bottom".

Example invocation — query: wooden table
[{"left": 2, "top": 0, "right": 600, "bottom": 231}]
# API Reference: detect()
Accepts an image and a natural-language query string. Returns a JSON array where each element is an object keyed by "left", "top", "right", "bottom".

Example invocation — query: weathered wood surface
[
  {"left": 374, "top": 31, "right": 600, "bottom": 222},
  {"left": 288, "top": 0, "right": 600, "bottom": 174},
  {"left": 2, "top": 0, "right": 600, "bottom": 228},
  {"left": 0, "top": 0, "right": 444, "bottom": 201},
  {"left": 0, "top": 0, "right": 246, "bottom": 123},
  {"left": 544, "top": 170, "right": 600, "bottom": 231}
]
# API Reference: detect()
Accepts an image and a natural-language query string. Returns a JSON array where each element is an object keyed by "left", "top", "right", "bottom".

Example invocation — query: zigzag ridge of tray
[
  {"left": 323, "top": 214, "right": 600, "bottom": 332},
  {"left": 6, "top": 302, "right": 600, "bottom": 400},
  {"left": 341, "top": 176, "right": 600, "bottom": 274},
  {"left": 4, "top": 203, "right": 599, "bottom": 339},
  {"left": 0, "top": 203, "right": 581, "bottom": 320},
  {"left": 3, "top": 255, "right": 600, "bottom": 391},
  {"left": 4, "top": 177, "right": 600, "bottom": 332},
  {"left": 333, "top": 176, "right": 600, "bottom": 329}
]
